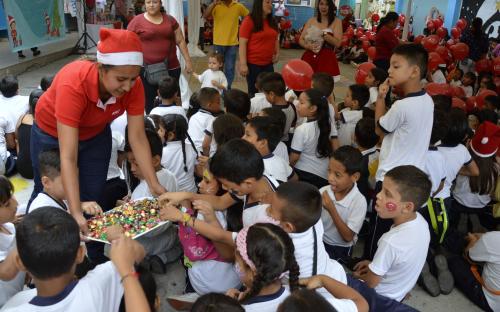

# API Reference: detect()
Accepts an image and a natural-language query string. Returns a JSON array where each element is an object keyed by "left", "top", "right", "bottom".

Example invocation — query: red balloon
[
  {"left": 494, "top": 57, "right": 500, "bottom": 76},
  {"left": 465, "top": 96, "right": 477, "bottom": 113},
  {"left": 436, "top": 27, "right": 447, "bottom": 39},
  {"left": 435, "top": 46, "right": 450, "bottom": 62},
  {"left": 433, "top": 19, "right": 443, "bottom": 29},
  {"left": 367, "top": 32, "right": 376, "bottom": 41},
  {"left": 451, "top": 27, "right": 461, "bottom": 40},
  {"left": 367, "top": 46, "right": 376, "bottom": 60},
  {"left": 393, "top": 28, "right": 401, "bottom": 38},
  {"left": 452, "top": 97, "right": 466, "bottom": 110},
  {"left": 426, "top": 20, "right": 435, "bottom": 30},
  {"left": 284, "top": 9, "right": 290, "bottom": 17},
  {"left": 476, "top": 90, "right": 497, "bottom": 109},
  {"left": 355, "top": 62, "right": 376, "bottom": 84},
  {"left": 422, "top": 36, "right": 439, "bottom": 52},
  {"left": 475, "top": 59, "right": 492, "bottom": 74},
  {"left": 282, "top": 59, "right": 313, "bottom": 91},
  {"left": 426, "top": 83, "right": 451, "bottom": 96},
  {"left": 428, "top": 52, "right": 445, "bottom": 71},
  {"left": 399, "top": 15, "right": 405, "bottom": 27},
  {"left": 361, "top": 40, "right": 371, "bottom": 52},
  {"left": 450, "top": 43, "right": 469, "bottom": 61},
  {"left": 371, "top": 13, "right": 380, "bottom": 23},
  {"left": 414, "top": 35, "right": 425, "bottom": 44},
  {"left": 450, "top": 86, "right": 466, "bottom": 98},
  {"left": 456, "top": 18, "right": 467, "bottom": 31},
  {"left": 446, "top": 39, "right": 457, "bottom": 48}
]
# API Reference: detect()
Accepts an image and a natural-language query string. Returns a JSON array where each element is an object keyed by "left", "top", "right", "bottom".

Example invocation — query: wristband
[{"left": 120, "top": 271, "right": 139, "bottom": 283}]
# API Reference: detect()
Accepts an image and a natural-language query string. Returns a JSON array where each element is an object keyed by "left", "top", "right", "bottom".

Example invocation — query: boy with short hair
[
  {"left": 259, "top": 107, "right": 289, "bottom": 162},
  {"left": 187, "top": 87, "right": 221, "bottom": 154},
  {"left": 243, "top": 116, "right": 296, "bottom": 182},
  {"left": 336, "top": 84, "right": 370, "bottom": 147},
  {"left": 249, "top": 72, "right": 272, "bottom": 117},
  {"left": 0, "top": 75, "right": 28, "bottom": 128},
  {"left": 354, "top": 117, "right": 380, "bottom": 202},
  {"left": 321, "top": 146, "right": 367, "bottom": 264},
  {"left": 150, "top": 77, "right": 186, "bottom": 120},
  {"left": 353, "top": 165, "right": 431, "bottom": 302}
]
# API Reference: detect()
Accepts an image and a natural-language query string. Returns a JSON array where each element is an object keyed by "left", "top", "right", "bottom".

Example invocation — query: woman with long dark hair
[
  {"left": 239, "top": 0, "right": 279, "bottom": 97},
  {"left": 299, "top": 0, "right": 342, "bottom": 81},
  {"left": 460, "top": 17, "right": 489, "bottom": 62},
  {"left": 373, "top": 12, "right": 400, "bottom": 71}
]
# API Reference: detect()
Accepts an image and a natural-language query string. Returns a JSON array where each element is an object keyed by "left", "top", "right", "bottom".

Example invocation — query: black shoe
[
  {"left": 32, "top": 49, "right": 41, "bottom": 57},
  {"left": 17, "top": 52, "right": 26, "bottom": 58}
]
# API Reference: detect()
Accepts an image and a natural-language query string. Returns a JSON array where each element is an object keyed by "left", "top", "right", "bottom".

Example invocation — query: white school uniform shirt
[
  {"left": 1, "top": 262, "right": 123, "bottom": 312},
  {"left": 243, "top": 287, "right": 290, "bottom": 312},
  {"left": 0, "top": 114, "right": 14, "bottom": 166},
  {"left": 204, "top": 120, "right": 221, "bottom": 157},
  {"left": 424, "top": 147, "right": 446, "bottom": 195},
  {"left": 291, "top": 120, "right": 329, "bottom": 180},
  {"left": 368, "top": 86, "right": 378, "bottom": 106},
  {"left": 468, "top": 231, "right": 500, "bottom": 312},
  {"left": 434, "top": 144, "right": 472, "bottom": 199},
  {"left": 338, "top": 108, "right": 363, "bottom": 147},
  {"left": 161, "top": 141, "right": 197, "bottom": 192},
  {"left": 28, "top": 192, "right": 67, "bottom": 214},
  {"left": 150, "top": 104, "right": 188, "bottom": 121},
  {"left": 107, "top": 131, "right": 125, "bottom": 181},
  {"left": 251, "top": 101, "right": 297, "bottom": 142},
  {"left": 131, "top": 168, "right": 178, "bottom": 200},
  {"left": 197, "top": 69, "right": 227, "bottom": 94},
  {"left": 369, "top": 213, "right": 430, "bottom": 301},
  {"left": 187, "top": 109, "right": 216, "bottom": 153},
  {"left": 431, "top": 70, "right": 446, "bottom": 84},
  {"left": 320, "top": 184, "right": 367, "bottom": 247},
  {"left": 273, "top": 141, "right": 289, "bottom": 163},
  {"left": 0, "top": 223, "right": 25, "bottom": 307},
  {"left": 0, "top": 94, "right": 29, "bottom": 127},
  {"left": 461, "top": 85, "right": 474, "bottom": 97},
  {"left": 376, "top": 90, "right": 433, "bottom": 182},
  {"left": 452, "top": 175, "right": 491, "bottom": 209},
  {"left": 249, "top": 93, "right": 270, "bottom": 115},
  {"left": 263, "top": 153, "right": 293, "bottom": 182},
  {"left": 110, "top": 112, "right": 128, "bottom": 138}
]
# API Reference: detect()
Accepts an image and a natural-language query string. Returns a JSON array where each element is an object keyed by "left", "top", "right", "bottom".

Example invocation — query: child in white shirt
[
  {"left": 0, "top": 113, "right": 15, "bottom": 176},
  {"left": 188, "top": 87, "right": 222, "bottom": 154},
  {"left": 430, "top": 65, "right": 447, "bottom": 84},
  {"left": 461, "top": 72, "right": 476, "bottom": 98},
  {"left": 259, "top": 107, "right": 290, "bottom": 162},
  {"left": 448, "top": 68, "right": 463, "bottom": 87},
  {"left": 150, "top": 77, "right": 187, "bottom": 121},
  {"left": 364, "top": 67, "right": 388, "bottom": 109},
  {"left": 335, "top": 84, "right": 369, "bottom": 147},
  {"left": 249, "top": 72, "right": 272, "bottom": 117},
  {"left": 193, "top": 52, "right": 227, "bottom": 94}
]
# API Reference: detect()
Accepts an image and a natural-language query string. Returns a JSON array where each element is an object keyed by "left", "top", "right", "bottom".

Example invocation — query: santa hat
[
  {"left": 8, "top": 15, "right": 15, "bottom": 26},
  {"left": 470, "top": 121, "right": 500, "bottom": 158},
  {"left": 96, "top": 28, "right": 143, "bottom": 66}
]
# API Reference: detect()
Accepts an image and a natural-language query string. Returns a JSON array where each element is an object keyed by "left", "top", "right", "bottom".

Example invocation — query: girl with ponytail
[{"left": 290, "top": 88, "right": 334, "bottom": 188}]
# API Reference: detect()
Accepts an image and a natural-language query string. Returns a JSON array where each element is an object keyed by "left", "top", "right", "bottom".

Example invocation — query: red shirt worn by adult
[
  {"left": 239, "top": 16, "right": 278, "bottom": 66},
  {"left": 375, "top": 26, "right": 399, "bottom": 61},
  {"left": 127, "top": 13, "right": 180, "bottom": 69},
  {"left": 36, "top": 60, "right": 145, "bottom": 141}
]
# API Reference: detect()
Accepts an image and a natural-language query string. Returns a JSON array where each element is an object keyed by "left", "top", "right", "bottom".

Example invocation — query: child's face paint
[
  {"left": 375, "top": 177, "right": 403, "bottom": 219},
  {"left": 385, "top": 202, "right": 397, "bottom": 212}
]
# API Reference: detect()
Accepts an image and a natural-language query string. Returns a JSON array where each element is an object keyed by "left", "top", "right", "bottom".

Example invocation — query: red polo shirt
[
  {"left": 375, "top": 26, "right": 399, "bottom": 61},
  {"left": 36, "top": 60, "right": 144, "bottom": 141},
  {"left": 239, "top": 16, "right": 279, "bottom": 66}
]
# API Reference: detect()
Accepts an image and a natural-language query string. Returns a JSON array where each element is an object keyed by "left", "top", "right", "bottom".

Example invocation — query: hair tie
[
  {"left": 236, "top": 227, "right": 256, "bottom": 271},
  {"left": 146, "top": 116, "right": 155, "bottom": 128}
]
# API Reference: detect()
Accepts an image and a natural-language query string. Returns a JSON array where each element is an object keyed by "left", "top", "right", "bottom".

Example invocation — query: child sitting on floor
[{"left": 150, "top": 77, "right": 186, "bottom": 120}]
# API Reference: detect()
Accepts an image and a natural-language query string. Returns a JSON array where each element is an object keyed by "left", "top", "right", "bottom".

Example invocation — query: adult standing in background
[
  {"left": 373, "top": 12, "right": 399, "bottom": 71},
  {"left": 128, "top": 0, "right": 193, "bottom": 113},
  {"left": 204, "top": 0, "right": 249, "bottom": 89},
  {"left": 460, "top": 17, "right": 489, "bottom": 62},
  {"left": 239, "top": 0, "right": 279, "bottom": 97},
  {"left": 299, "top": 0, "right": 342, "bottom": 82}
]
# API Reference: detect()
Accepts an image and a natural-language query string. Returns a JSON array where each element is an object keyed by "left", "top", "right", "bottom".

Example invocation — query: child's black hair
[
  {"left": 303, "top": 89, "right": 333, "bottom": 158},
  {"left": 442, "top": 108, "right": 468, "bottom": 146},
  {"left": 247, "top": 116, "right": 282, "bottom": 152},
  {"left": 240, "top": 223, "right": 300, "bottom": 303},
  {"left": 355, "top": 117, "right": 379, "bottom": 149},
  {"left": 223, "top": 89, "right": 250, "bottom": 121},
  {"left": 277, "top": 181, "right": 322, "bottom": 233},
  {"left": 312, "top": 72, "right": 334, "bottom": 98},
  {"left": 385, "top": 165, "right": 432, "bottom": 210},
  {"left": 158, "top": 76, "right": 180, "bottom": 99},
  {"left": 209, "top": 139, "right": 263, "bottom": 184},
  {"left": 0, "top": 176, "right": 14, "bottom": 205},
  {"left": 484, "top": 95, "right": 500, "bottom": 110},
  {"left": 478, "top": 109, "right": 498, "bottom": 125},
  {"left": 187, "top": 92, "right": 202, "bottom": 119},
  {"left": 261, "top": 107, "right": 286, "bottom": 134},
  {"left": 38, "top": 149, "right": 61, "bottom": 180},
  {"left": 40, "top": 75, "right": 54, "bottom": 92},
  {"left": 277, "top": 289, "right": 338, "bottom": 312},
  {"left": 463, "top": 72, "right": 477, "bottom": 86},
  {"left": 432, "top": 95, "right": 452, "bottom": 112},
  {"left": 147, "top": 114, "right": 163, "bottom": 132},
  {"left": 125, "top": 128, "right": 163, "bottom": 158},
  {"left": 198, "top": 87, "right": 220, "bottom": 109},
  {"left": 119, "top": 265, "right": 157, "bottom": 312},
  {"left": 260, "top": 72, "right": 286, "bottom": 97},
  {"left": 213, "top": 113, "right": 244, "bottom": 147},
  {"left": 162, "top": 114, "right": 198, "bottom": 172},
  {"left": 16, "top": 207, "right": 80, "bottom": 279},
  {"left": 478, "top": 72, "right": 495, "bottom": 91},
  {"left": 0, "top": 75, "right": 18, "bottom": 98},
  {"left": 144, "top": 116, "right": 157, "bottom": 132},
  {"left": 430, "top": 109, "right": 449, "bottom": 145},
  {"left": 370, "top": 67, "right": 388, "bottom": 86},
  {"left": 29, "top": 89, "right": 44, "bottom": 116},
  {"left": 392, "top": 43, "right": 429, "bottom": 79},
  {"left": 191, "top": 293, "right": 244, "bottom": 312},
  {"left": 332, "top": 145, "right": 363, "bottom": 175},
  {"left": 255, "top": 71, "right": 272, "bottom": 92},
  {"left": 349, "top": 84, "right": 370, "bottom": 109}
]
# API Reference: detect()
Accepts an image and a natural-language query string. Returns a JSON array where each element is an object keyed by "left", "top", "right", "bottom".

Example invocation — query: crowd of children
[{"left": 0, "top": 24, "right": 499, "bottom": 312}]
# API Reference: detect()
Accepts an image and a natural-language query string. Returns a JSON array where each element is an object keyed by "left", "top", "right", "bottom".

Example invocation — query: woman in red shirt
[
  {"left": 374, "top": 12, "right": 400, "bottom": 71},
  {"left": 29, "top": 29, "right": 166, "bottom": 237},
  {"left": 128, "top": 0, "right": 193, "bottom": 113},
  {"left": 239, "top": 0, "right": 279, "bottom": 97}
]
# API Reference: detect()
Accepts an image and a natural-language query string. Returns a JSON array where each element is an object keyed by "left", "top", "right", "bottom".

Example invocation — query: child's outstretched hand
[
  {"left": 160, "top": 203, "right": 183, "bottom": 222},
  {"left": 159, "top": 191, "right": 191, "bottom": 205},
  {"left": 81, "top": 201, "right": 103, "bottom": 215},
  {"left": 109, "top": 234, "right": 145, "bottom": 276},
  {"left": 106, "top": 225, "right": 124, "bottom": 241},
  {"left": 378, "top": 78, "right": 390, "bottom": 99},
  {"left": 299, "top": 275, "right": 325, "bottom": 290}
]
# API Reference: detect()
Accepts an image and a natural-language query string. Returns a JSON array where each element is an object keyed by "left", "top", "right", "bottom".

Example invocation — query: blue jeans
[
  {"left": 214, "top": 45, "right": 238, "bottom": 89},
  {"left": 247, "top": 63, "right": 274, "bottom": 98}
]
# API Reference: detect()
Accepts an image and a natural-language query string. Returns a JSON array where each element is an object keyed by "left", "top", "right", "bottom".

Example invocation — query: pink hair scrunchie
[{"left": 236, "top": 227, "right": 256, "bottom": 271}]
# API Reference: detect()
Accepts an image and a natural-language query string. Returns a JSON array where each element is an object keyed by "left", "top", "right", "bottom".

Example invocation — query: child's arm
[
  {"left": 300, "top": 275, "right": 369, "bottom": 312},
  {"left": 374, "top": 79, "right": 390, "bottom": 138},
  {"left": 289, "top": 152, "right": 300, "bottom": 167},
  {"left": 0, "top": 248, "right": 19, "bottom": 281},
  {"left": 160, "top": 191, "right": 236, "bottom": 211},
  {"left": 459, "top": 160, "right": 480, "bottom": 177},
  {"left": 352, "top": 260, "right": 382, "bottom": 288},
  {"left": 202, "top": 134, "right": 212, "bottom": 157},
  {"left": 322, "top": 192, "right": 355, "bottom": 242}
]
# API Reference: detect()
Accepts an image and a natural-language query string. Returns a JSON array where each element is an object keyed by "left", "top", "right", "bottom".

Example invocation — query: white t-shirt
[
  {"left": 150, "top": 104, "right": 188, "bottom": 121},
  {"left": 0, "top": 223, "right": 25, "bottom": 307},
  {"left": 452, "top": 175, "right": 491, "bottom": 209},
  {"left": 131, "top": 168, "right": 178, "bottom": 200},
  {"left": 469, "top": 231, "right": 500, "bottom": 312},
  {"left": 204, "top": 120, "right": 220, "bottom": 157},
  {"left": 461, "top": 85, "right": 474, "bottom": 97},
  {"left": 435, "top": 144, "right": 472, "bottom": 199},
  {"left": 424, "top": 147, "right": 446, "bottom": 195},
  {"left": 107, "top": 131, "right": 125, "bottom": 180},
  {"left": 274, "top": 3, "right": 285, "bottom": 17},
  {"left": 431, "top": 70, "right": 446, "bottom": 84},
  {"left": 110, "top": 112, "right": 128, "bottom": 138},
  {"left": 197, "top": 69, "right": 227, "bottom": 94},
  {"left": 320, "top": 184, "right": 367, "bottom": 247},
  {"left": 368, "top": 87, "right": 378, "bottom": 106},
  {"left": 273, "top": 142, "right": 289, "bottom": 163},
  {"left": 249, "top": 93, "right": 270, "bottom": 115},
  {"left": 263, "top": 153, "right": 293, "bottom": 182},
  {"left": 369, "top": 213, "right": 430, "bottom": 301},
  {"left": 187, "top": 109, "right": 216, "bottom": 153},
  {"left": 28, "top": 192, "right": 67, "bottom": 214},
  {"left": 0, "top": 114, "right": 14, "bottom": 164},
  {"left": 338, "top": 109, "right": 363, "bottom": 147},
  {"left": 0, "top": 95, "right": 29, "bottom": 127},
  {"left": 161, "top": 141, "right": 197, "bottom": 192},
  {"left": 291, "top": 120, "right": 329, "bottom": 180},
  {"left": 2, "top": 262, "right": 123, "bottom": 312},
  {"left": 376, "top": 91, "right": 433, "bottom": 182},
  {"left": 237, "top": 176, "right": 280, "bottom": 227},
  {"left": 243, "top": 287, "right": 290, "bottom": 312}
]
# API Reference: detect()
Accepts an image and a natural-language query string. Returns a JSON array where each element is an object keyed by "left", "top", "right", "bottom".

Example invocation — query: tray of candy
[{"left": 86, "top": 198, "right": 168, "bottom": 243}]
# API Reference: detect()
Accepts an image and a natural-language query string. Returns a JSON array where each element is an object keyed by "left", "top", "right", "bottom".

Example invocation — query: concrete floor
[{"left": 9, "top": 47, "right": 482, "bottom": 312}]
